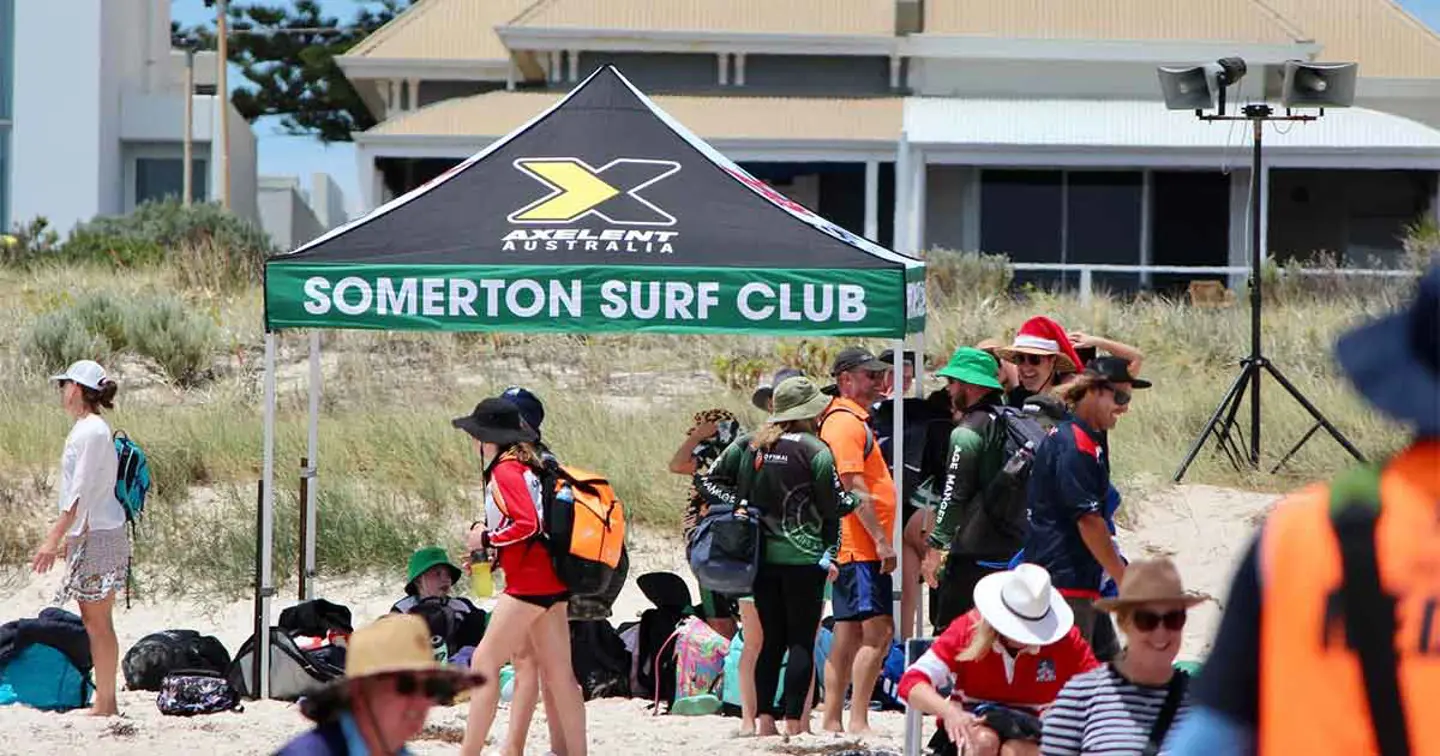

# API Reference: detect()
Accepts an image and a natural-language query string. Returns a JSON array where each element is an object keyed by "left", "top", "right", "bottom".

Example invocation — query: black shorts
[
  {"left": 698, "top": 588, "right": 739, "bottom": 621},
  {"left": 512, "top": 591, "right": 570, "bottom": 610}
]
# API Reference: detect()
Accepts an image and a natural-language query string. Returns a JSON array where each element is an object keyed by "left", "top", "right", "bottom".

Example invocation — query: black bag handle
[
  {"left": 1141, "top": 670, "right": 1188, "bottom": 756},
  {"left": 1330, "top": 464, "right": 1411, "bottom": 756}
]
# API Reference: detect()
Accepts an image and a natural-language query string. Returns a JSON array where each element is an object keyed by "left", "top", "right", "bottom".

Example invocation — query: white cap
[{"left": 51, "top": 360, "right": 109, "bottom": 390}]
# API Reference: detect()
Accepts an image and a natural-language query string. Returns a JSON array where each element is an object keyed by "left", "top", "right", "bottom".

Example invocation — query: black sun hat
[
  {"left": 451, "top": 397, "right": 539, "bottom": 445},
  {"left": 1084, "top": 356, "right": 1153, "bottom": 390}
]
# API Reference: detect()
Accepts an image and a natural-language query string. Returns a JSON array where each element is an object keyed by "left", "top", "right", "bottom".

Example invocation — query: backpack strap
[
  {"left": 820, "top": 403, "right": 875, "bottom": 458},
  {"left": 1141, "top": 669, "right": 1188, "bottom": 756},
  {"left": 1328, "top": 463, "right": 1411, "bottom": 756}
]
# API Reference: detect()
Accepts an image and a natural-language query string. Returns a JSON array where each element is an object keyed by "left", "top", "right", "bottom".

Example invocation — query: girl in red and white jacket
[
  {"left": 900, "top": 564, "right": 1098, "bottom": 756},
  {"left": 455, "top": 398, "right": 586, "bottom": 756}
]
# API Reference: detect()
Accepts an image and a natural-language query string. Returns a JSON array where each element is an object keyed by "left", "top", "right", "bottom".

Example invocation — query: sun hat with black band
[
  {"left": 1334, "top": 260, "right": 1440, "bottom": 438},
  {"left": 451, "top": 397, "right": 538, "bottom": 445},
  {"left": 1083, "top": 355, "right": 1153, "bottom": 390},
  {"left": 752, "top": 367, "right": 803, "bottom": 411},
  {"left": 404, "top": 546, "right": 462, "bottom": 596},
  {"left": 1093, "top": 558, "right": 1209, "bottom": 613},
  {"left": 768, "top": 376, "right": 833, "bottom": 424},
  {"left": 972, "top": 563, "right": 1075, "bottom": 647}
]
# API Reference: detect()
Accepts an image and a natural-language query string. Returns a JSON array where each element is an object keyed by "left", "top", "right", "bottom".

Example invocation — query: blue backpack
[
  {"left": 113, "top": 430, "right": 151, "bottom": 524},
  {"left": 0, "top": 644, "right": 92, "bottom": 712}
]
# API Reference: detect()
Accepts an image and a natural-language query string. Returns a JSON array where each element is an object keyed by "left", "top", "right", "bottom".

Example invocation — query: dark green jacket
[
  {"left": 698, "top": 432, "right": 854, "bottom": 566},
  {"left": 927, "top": 396, "right": 1008, "bottom": 552}
]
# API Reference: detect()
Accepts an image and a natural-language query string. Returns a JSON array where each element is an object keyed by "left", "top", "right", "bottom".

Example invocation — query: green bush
[
  {"left": 21, "top": 292, "right": 219, "bottom": 384},
  {"left": 60, "top": 200, "right": 275, "bottom": 285},
  {"left": 121, "top": 297, "right": 220, "bottom": 384},
  {"left": 923, "top": 249, "right": 1013, "bottom": 308},
  {"left": 22, "top": 309, "right": 112, "bottom": 371},
  {"left": 1, "top": 217, "right": 63, "bottom": 266}
]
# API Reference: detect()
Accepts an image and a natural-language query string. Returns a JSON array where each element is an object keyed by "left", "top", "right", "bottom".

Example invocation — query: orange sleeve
[{"left": 821, "top": 413, "right": 868, "bottom": 476}]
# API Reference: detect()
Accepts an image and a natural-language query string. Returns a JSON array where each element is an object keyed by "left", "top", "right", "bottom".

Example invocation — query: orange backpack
[{"left": 541, "top": 462, "right": 627, "bottom": 596}]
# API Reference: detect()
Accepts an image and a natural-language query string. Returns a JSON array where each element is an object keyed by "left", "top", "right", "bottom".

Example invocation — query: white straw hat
[{"left": 972, "top": 563, "right": 1075, "bottom": 647}]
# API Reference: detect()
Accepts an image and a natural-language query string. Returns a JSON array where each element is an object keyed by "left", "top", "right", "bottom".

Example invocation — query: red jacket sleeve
[
  {"left": 488, "top": 461, "right": 541, "bottom": 548},
  {"left": 1060, "top": 626, "right": 1101, "bottom": 681},
  {"left": 899, "top": 613, "right": 972, "bottom": 702}
]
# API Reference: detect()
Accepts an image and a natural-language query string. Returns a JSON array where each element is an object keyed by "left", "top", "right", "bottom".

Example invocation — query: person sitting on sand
[
  {"left": 1041, "top": 558, "right": 1207, "bottom": 755},
  {"left": 900, "top": 564, "right": 1100, "bottom": 756},
  {"left": 278, "top": 614, "right": 486, "bottom": 756},
  {"left": 455, "top": 398, "right": 587, "bottom": 756},
  {"left": 390, "top": 547, "right": 487, "bottom": 661},
  {"left": 30, "top": 360, "right": 127, "bottom": 717}
]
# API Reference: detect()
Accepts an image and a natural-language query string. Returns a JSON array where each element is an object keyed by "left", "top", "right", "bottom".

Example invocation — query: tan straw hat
[{"left": 1094, "top": 558, "right": 1211, "bottom": 613}]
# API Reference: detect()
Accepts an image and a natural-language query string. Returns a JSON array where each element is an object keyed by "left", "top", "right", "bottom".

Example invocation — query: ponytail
[{"left": 80, "top": 379, "right": 118, "bottom": 413}]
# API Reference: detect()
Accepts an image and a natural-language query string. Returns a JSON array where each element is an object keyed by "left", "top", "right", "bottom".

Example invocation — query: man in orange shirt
[{"left": 819, "top": 347, "right": 898, "bottom": 735}]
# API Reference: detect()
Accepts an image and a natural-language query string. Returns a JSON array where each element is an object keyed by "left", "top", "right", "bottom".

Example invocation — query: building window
[
  {"left": 0, "top": 127, "right": 9, "bottom": 232},
  {"left": 135, "top": 158, "right": 208, "bottom": 206}
]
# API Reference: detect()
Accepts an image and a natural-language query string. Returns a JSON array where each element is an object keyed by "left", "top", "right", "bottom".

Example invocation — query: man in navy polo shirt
[{"left": 1022, "top": 357, "right": 1150, "bottom": 662}]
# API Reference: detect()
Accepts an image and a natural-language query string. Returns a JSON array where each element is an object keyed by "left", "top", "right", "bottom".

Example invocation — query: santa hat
[{"left": 997, "top": 316, "right": 1081, "bottom": 374}]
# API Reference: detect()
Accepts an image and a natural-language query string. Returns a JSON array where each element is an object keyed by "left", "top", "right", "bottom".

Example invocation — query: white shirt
[{"left": 57, "top": 414, "right": 125, "bottom": 536}]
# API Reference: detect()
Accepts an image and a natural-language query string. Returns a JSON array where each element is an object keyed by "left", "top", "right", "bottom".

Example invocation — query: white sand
[{"left": 0, "top": 484, "right": 1275, "bottom": 755}]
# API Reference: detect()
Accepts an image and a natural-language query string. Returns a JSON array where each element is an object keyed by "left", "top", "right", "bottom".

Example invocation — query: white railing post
[{"left": 1079, "top": 267, "right": 1094, "bottom": 307}]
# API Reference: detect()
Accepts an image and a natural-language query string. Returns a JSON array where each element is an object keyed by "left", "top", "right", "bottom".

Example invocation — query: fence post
[{"left": 1079, "top": 267, "right": 1094, "bottom": 307}]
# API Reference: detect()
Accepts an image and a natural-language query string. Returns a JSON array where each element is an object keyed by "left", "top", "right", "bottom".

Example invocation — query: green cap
[
  {"left": 935, "top": 347, "right": 1003, "bottom": 390},
  {"left": 767, "top": 376, "right": 832, "bottom": 423},
  {"left": 405, "top": 546, "right": 461, "bottom": 595}
]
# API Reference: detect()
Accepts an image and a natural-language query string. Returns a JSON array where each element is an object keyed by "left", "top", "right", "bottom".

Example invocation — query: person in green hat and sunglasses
[
  {"left": 920, "top": 347, "right": 1016, "bottom": 634},
  {"left": 391, "top": 546, "right": 489, "bottom": 662}
]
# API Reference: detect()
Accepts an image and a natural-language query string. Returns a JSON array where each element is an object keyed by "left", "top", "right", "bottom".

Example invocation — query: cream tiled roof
[
  {"left": 924, "top": 0, "right": 1305, "bottom": 44},
  {"left": 344, "top": 0, "right": 535, "bottom": 62},
  {"left": 369, "top": 91, "right": 903, "bottom": 142},
  {"left": 1261, "top": 0, "right": 1440, "bottom": 78},
  {"left": 506, "top": 0, "right": 896, "bottom": 36}
]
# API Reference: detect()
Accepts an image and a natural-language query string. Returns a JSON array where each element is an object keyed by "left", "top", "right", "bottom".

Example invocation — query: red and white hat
[{"left": 997, "top": 316, "right": 1082, "bottom": 374}]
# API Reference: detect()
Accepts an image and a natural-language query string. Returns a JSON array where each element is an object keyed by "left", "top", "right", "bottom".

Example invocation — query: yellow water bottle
[{"left": 470, "top": 550, "right": 494, "bottom": 598}]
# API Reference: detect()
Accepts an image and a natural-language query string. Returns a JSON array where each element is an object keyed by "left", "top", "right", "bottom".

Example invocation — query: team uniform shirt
[
  {"left": 57, "top": 414, "right": 125, "bottom": 537},
  {"left": 485, "top": 456, "right": 567, "bottom": 596},
  {"left": 1041, "top": 664, "right": 1192, "bottom": 755},
  {"left": 898, "top": 609, "right": 1100, "bottom": 715},
  {"left": 681, "top": 411, "right": 742, "bottom": 539},
  {"left": 821, "top": 397, "right": 896, "bottom": 565},
  {"left": 1024, "top": 415, "right": 1111, "bottom": 596}
]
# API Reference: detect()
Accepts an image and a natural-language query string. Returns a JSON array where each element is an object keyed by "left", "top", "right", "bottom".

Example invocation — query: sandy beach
[{"left": 0, "top": 483, "right": 1276, "bottom": 755}]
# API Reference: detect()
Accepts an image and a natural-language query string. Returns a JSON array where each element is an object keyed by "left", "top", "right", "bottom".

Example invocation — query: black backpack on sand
[{"left": 123, "top": 630, "right": 232, "bottom": 692}]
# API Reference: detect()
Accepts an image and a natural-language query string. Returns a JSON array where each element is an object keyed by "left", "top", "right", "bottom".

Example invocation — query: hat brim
[
  {"left": 935, "top": 366, "right": 1003, "bottom": 391},
  {"left": 973, "top": 572, "right": 1075, "bottom": 647},
  {"left": 751, "top": 386, "right": 775, "bottom": 411},
  {"left": 405, "top": 562, "right": 463, "bottom": 596},
  {"left": 768, "top": 391, "right": 833, "bottom": 424},
  {"left": 996, "top": 346, "right": 1077, "bottom": 374},
  {"left": 451, "top": 416, "right": 538, "bottom": 444},
  {"left": 1094, "top": 591, "right": 1211, "bottom": 613},
  {"left": 834, "top": 358, "right": 891, "bottom": 375},
  {"left": 1336, "top": 307, "right": 1440, "bottom": 437}
]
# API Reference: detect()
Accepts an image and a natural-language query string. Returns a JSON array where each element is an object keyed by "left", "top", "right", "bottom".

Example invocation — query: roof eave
[
  {"left": 336, "top": 55, "right": 513, "bottom": 82},
  {"left": 356, "top": 131, "right": 898, "bottom": 154},
  {"left": 495, "top": 26, "right": 899, "bottom": 56},
  {"left": 902, "top": 36, "right": 1320, "bottom": 64},
  {"left": 1357, "top": 76, "right": 1440, "bottom": 98}
]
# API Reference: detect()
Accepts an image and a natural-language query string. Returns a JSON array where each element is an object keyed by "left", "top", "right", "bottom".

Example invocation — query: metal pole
[
  {"left": 893, "top": 132, "right": 911, "bottom": 254},
  {"left": 216, "top": 0, "right": 231, "bottom": 210},
  {"left": 182, "top": 48, "right": 194, "bottom": 206},
  {"left": 251, "top": 479, "right": 264, "bottom": 698},
  {"left": 259, "top": 332, "right": 277, "bottom": 698},
  {"left": 297, "top": 456, "right": 309, "bottom": 602},
  {"left": 303, "top": 330, "right": 321, "bottom": 600},
  {"left": 1248, "top": 115, "right": 1264, "bottom": 469},
  {"left": 891, "top": 338, "right": 906, "bottom": 640}
]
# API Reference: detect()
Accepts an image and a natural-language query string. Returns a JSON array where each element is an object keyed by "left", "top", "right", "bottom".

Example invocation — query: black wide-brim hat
[
  {"left": 1335, "top": 261, "right": 1440, "bottom": 438},
  {"left": 452, "top": 397, "right": 539, "bottom": 445}
]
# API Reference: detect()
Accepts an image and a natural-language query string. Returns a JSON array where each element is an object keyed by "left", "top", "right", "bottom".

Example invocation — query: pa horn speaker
[
  {"left": 1158, "top": 58, "right": 1246, "bottom": 111},
  {"left": 1282, "top": 61, "right": 1358, "bottom": 109}
]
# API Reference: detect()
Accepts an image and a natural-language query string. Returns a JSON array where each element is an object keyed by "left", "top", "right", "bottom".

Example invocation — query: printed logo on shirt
[{"left": 1035, "top": 658, "right": 1057, "bottom": 683}]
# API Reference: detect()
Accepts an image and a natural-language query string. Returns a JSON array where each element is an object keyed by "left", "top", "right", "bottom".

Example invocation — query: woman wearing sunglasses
[
  {"left": 996, "top": 317, "right": 1085, "bottom": 409},
  {"left": 281, "top": 614, "right": 486, "bottom": 756},
  {"left": 1041, "top": 559, "right": 1208, "bottom": 755}
]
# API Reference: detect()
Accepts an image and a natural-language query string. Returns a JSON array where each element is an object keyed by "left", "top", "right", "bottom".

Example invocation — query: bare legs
[
  {"left": 461, "top": 595, "right": 546, "bottom": 756},
  {"left": 737, "top": 599, "right": 763, "bottom": 736},
  {"left": 901, "top": 511, "right": 930, "bottom": 639},
  {"left": 847, "top": 615, "right": 893, "bottom": 734},
  {"left": 532, "top": 603, "right": 586, "bottom": 756},
  {"left": 77, "top": 593, "right": 118, "bottom": 716},
  {"left": 504, "top": 637, "right": 564, "bottom": 756}
]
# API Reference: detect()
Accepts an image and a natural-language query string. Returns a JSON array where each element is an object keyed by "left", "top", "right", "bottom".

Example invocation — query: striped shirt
[{"left": 1041, "top": 664, "right": 1191, "bottom": 755}]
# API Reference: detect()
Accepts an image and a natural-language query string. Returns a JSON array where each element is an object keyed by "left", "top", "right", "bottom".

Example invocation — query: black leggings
[{"left": 751, "top": 561, "right": 826, "bottom": 720}]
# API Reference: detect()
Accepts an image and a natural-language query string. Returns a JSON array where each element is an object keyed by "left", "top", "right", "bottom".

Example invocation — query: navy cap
[{"left": 500, "top": 386, "right": 545, "bottom": 432}]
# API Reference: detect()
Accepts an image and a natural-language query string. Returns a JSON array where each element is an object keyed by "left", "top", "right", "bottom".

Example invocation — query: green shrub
[
  {"left": 60, "top": 229, "right": 167, "bottom": 268},
  {"left": 22, "top": 310, "right": 112, "bottom": 371},
  {"left": 121, "top": 297, "right": 220, "bottom": 384},
  {"left": 1, "top": 217, "right": 63, "bottom": 266},
  {"left": 60, "top": 200, "right": 274, "bottom": 286},
  {"left": 923, "top": 249, "right": 1013, "bottom": 308}
]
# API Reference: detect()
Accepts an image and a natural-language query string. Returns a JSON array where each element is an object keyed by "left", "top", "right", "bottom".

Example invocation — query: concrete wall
[
  {"left": 257, "top": 176, "right": 324, "bottom": 250},
  {"left": 923, "top": 165, "right": 982, "bottom": 251},
  {"left": 310, "top": 172, "right": 348, "bottom": 229},
  {"left": 909, "top": 58, "right": 1268, "bottom": 102}
]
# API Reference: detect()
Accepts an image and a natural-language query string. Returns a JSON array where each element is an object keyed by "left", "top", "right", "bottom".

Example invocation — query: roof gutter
[
  {"left": 335, "top": 55, "right": 514, "bottom": 82},
  {"left": 495, "top": 26, "right": 899, "bottom": 56},
  {"left": 901, "top": 36, "right": 1321, "bottom": 64}
]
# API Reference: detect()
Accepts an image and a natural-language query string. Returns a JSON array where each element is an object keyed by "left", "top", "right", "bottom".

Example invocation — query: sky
[{"left": 171, "top": 0, "right": 1440, "bottom": 217}]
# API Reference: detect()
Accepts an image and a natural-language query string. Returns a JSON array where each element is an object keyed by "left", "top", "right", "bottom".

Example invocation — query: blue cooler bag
[{"left": 687, "top": 503, "right": 760, "bottom": 596}]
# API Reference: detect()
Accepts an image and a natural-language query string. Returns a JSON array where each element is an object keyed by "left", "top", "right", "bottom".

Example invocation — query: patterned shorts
[{"left": 54, "top": 526, "right": 131, "bottom": 605}]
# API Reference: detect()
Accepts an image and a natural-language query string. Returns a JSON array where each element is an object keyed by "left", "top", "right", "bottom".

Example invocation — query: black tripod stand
[{"left": 1173, "top": 104, "right": 1367, "bottom": 482}]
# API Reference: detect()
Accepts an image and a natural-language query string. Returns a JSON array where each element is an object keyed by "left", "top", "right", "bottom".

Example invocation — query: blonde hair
[
  {"left": 1056, "top": 372, "right": 1108, "bottom": 408},
  {"left": 502, "top": 441, "right": 542, "bottom": 467},
  {"left": 957, "top": 616, "right": 1000, "bottom": 662},
  {"left": 749, "top": 419, "right": 815, "bottom": 451}
]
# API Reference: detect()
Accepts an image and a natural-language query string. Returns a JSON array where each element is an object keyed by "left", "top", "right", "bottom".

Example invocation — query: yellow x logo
[{"left": 509, "top": 158, "right": 680, "bottom": 226}]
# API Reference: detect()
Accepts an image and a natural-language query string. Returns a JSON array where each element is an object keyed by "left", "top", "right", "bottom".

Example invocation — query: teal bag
[{"left": 0, "top": 645, "right": 92, "bottom": 712}]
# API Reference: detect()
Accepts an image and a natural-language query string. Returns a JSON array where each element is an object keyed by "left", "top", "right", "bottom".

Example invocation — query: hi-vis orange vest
[{"left": 1259, "top": 441, "right": 1440, "bottom": 755}]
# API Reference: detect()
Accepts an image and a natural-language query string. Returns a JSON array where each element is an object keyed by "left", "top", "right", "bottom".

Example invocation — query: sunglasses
[
  {"left": 1102, "top": 385, "right": 1133, "bottom": 406},
  {"left": 1014, "top": 354, "right": 1050, "bottom": 366},
  {"left": 392, "top": 672, "right": 461, "bottom": 703},
  {"left": 1132, "top": 609, "right": 1187, "bottom": 632}
]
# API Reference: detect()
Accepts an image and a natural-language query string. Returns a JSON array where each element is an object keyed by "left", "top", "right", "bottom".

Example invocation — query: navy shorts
[{"left": 832, "top": 561, "right": 893, "bottom": 622}]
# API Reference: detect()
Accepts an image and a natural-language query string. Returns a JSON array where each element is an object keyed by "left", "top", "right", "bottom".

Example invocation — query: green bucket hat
[
  {"left": 405, "top": 546, "right": 462, "bottom": 595},
  {"left": 768, "top": 376, "right": 832, "bottom": 423},
  {"left": 935, "top": 347, "right": 1003, "bottom": 390}
]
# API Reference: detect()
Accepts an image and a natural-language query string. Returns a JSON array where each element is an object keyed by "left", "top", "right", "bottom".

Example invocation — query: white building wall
[
  {"left": 226, "top": 105, "right": 259, "bottom": 224},
  {"left": 310, "top": 172, "right": 348, "bottom": 229},
  {"left": 257, "top": 177, "right": 324, "bottom": 250}
]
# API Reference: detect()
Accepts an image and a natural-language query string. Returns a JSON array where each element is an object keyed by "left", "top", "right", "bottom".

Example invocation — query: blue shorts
[{"left": 832, "top": 561, "right": 893, "bottom": 622}]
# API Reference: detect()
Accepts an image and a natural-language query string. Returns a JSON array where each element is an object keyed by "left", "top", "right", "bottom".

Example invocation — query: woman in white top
[{"left": 30, "top": 360, "right": 129, "bottom": 716}]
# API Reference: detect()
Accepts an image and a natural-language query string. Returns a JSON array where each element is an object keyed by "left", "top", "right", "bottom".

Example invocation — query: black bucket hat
[
  {"left": 1335, "top": 261, "right": 1440, "bottom": 438},
  {"left": 451, "top": 397, "right": 539, "bottom": 445}
]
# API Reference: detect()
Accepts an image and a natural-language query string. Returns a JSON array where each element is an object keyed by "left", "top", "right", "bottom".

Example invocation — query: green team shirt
[{"left": 927, "top": 406, "right": 1006, "bottom": 551}]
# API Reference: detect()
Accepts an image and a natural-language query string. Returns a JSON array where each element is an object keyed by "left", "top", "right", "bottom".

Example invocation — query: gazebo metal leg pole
[
  {"left": 891, "top": 338, "right": 906, "bottom": 638},
  {"left": 259, "top": 332, "right": 278, "bottom": 699},
  {"left": 303, "top": 330, "right": 321, "bottom": 601}
]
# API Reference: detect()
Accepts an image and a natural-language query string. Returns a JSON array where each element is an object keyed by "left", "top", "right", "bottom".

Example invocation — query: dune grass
[{"left": 0, "top": 252, "right": 1415, "bottom": 595}]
